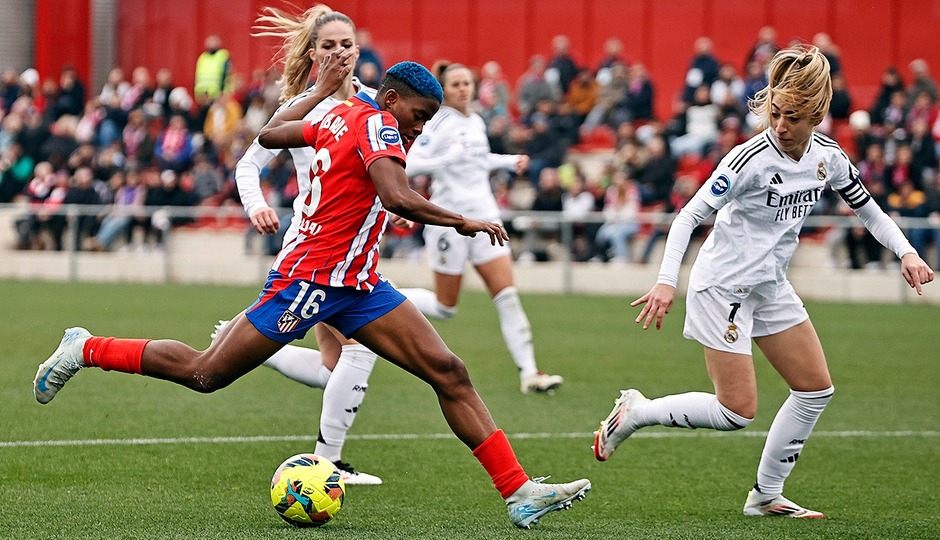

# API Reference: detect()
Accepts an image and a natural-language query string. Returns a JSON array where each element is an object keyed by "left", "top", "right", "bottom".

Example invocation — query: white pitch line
[{"left": 0, "top": 430, "right": 937, "bottom": 449}]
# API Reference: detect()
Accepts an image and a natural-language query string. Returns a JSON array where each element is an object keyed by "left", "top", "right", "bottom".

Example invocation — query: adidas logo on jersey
[{"left": 769, "top": 173, "right": 783, "bottom": 185}]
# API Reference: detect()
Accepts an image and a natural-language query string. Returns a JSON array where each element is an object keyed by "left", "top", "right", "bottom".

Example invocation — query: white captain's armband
[{"left": 836, "top": 175, "right": 871, "bottom": 210}]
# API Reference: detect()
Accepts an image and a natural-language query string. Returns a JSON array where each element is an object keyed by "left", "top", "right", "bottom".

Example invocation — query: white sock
[
  {"left": 492, "top": 287, "right": 538, "bottom": 378},
  {"left": 399, "top": 287, "right": 456, "bottom": 319},
  {"left": 631, "top": 392, "right": 753, "bottom": 431},
  {"left": 314, "top": 344, "right": 377, "bottom": 462},
  {"left": 755, "top": 386, "right": 834, "bottom": 496},
  {"left": 262, "top": 345, "right": 331, "bottom": 389}
]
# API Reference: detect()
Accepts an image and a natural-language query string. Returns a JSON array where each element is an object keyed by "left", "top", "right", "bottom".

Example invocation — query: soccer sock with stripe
[
  {"left": 262, "top": 345, "right": 331, "bottom": 389},
  {"left": 314, "top": 344, "right": 376, "bottom": 462},
  {"left": 630, "top": 392, "right": 753, "bottom": 430},
  {"left": 492, "top": 287, "right": 538, "bottom": 378},
  {"left": 754, "top": 386, "right": 834, "bottom": 496}
]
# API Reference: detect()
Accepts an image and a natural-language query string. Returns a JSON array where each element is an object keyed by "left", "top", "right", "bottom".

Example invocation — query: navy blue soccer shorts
[{"left": 245, "top": 270, "right": 406, "bottom": 343}]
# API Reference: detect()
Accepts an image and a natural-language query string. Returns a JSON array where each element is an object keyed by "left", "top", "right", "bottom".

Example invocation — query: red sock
[
  {"left": 83, "top": 337, "right": 150, "bottom": 374},
  {"left": 472, "top": 429, "right": 529, "bottom": 498}
]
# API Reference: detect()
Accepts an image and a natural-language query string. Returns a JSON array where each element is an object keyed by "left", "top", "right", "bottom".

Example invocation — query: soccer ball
[{"left": 270, "top": 453, "right": 345, "bottom": 527}]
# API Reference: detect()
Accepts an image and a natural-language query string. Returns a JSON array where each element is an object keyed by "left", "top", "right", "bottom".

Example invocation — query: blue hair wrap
[{"left": 385, "top": 61, "right": 443, "bottom": 103}]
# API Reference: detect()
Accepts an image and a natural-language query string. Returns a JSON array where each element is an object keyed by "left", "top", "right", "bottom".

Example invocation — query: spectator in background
[
  {"left": 548, "top": 34, "right": 579, "bottom": 94},
  {"left": 202, "top": 89, "right": 243, "bottom": 165},
  {"left": 356, "top": 61, "right": 382, "bottom": 88},
  {"left": 516, "top": 55, "right": 559, "bottom": 121},
  {"left": 909, "top": 117, "right": 938, "bottom": 185},
  {"left": 194, "top": 35, "right": 232, "bottom": 103},
  {"left": 41, "top": 115, "right": 79, "bottom": 172},
  {"left": 242, "top": 93, "right": 270, "bottom": 137},
  {"left": 150, "top": 68, "right": 175, "bottom": 120},
  {"left": 887, "top": 180, "right": 929, "bottom": 259},
  {"left": 683, "top": 37, "right": 720, "bottom": 103},
  {"left": 85, "top": 169, "right": 145, "bottom": 251},
  {"left": 1, "top": 69, "right": 22, "bottom": 113},
  {"left": 905, "top": 90, "right": 937, "bottom": 136},
  {"left": 354, "top": 28, "right": 383, "bottom": 79},
  {"left": 0, "top": 142, "right": 33, "bottom": 202},
  {"left": 594, "top": 171, "right": 641, "bottom": 263},
  {"left": 870, "top": 67, "right": 906, "bottom": 126},
  {"left": 582, "top": 62, "right": 629, "bottom": 130},
  {"left": 635, "top": 134, "right": 674, "bottom": 207},
  {"left": 881, "top": 91, "right": 909, "bottom": 142},
  {"left": 623, "top": 63, "right": 655, "bottom": 123},
  {"left": 742, "top": 60, "right": 768, "bottom": 105},
  {"left": 562, "top": 175, "right": 599, "bottom": 261},
  {"left": 670, "top": 85, "right": 719, "bottom": 158},
  {"left": 98, "top": 68, "right": 129, "bottom": 106},
  {"left": 167, "top": 86, "right": 196, "bottom": 129},
  {"left": 476, "top": 61, "right": 511, "bottom": 122},
  {"left": 595, "top": 37, "right": 628, "bottom": 85},
  {"left": 828, "top": 73, "right": 851, "bottom": 121},
  {"left": 531, "top": 166, "right": 564, "bottom": 212},
  {"left": 120, "top": 66, "right": 153, "bottom": 112},
  {"left": 812, "top": 33, "right": 842, "bottom": 76},
  {"left": 908, "top": 58, "right": 938, "bottom": 103},
  {"left": 745, "top": 26, "right": 780, "bottom": 70},
  {"left": 121, "top": 108, "right": 154, "bottom": 168},
  {"left": 565, "top": 68, "right": 598, "bottom": 125},
  {"left": 890, "top": 143, "right": 917, "bottom": 190},
  {"left": 710, "top": 63, "right": 745, "bottom": 110},
  {"left": 51, "top": 66, "right": 86, "bottom": 120},
  {"left": 191, "top": 151, "right": 223, "bottom": 203},
  {"left": 524, "top": 105, "right": 568, "bottom": 179},
  {"left": 922, "top": 171, "right": 940, "bottom": 268},
  {"left": 154, "top": 113, "right": 195, "bottom": 173}
]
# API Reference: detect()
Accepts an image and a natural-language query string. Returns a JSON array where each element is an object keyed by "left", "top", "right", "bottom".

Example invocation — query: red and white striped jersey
[{"left": 270, "top": 92, "right": 407, "bottom": 290}]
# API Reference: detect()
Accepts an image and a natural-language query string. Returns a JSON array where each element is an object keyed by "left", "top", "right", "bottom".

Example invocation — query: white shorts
[
  {"left": 683, "top": 282, "right": 809, "bottom": 355},
  {"left": 423, "top": 224, "right": 510, "bottom": 275}
]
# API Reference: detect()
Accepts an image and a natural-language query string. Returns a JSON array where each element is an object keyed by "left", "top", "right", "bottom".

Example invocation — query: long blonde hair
[
  {"left": 252, "top": 4, "right": 355, "bottom": 102},
  {"left": 748, "top": 44, "right": 832, "bottom": 128}
]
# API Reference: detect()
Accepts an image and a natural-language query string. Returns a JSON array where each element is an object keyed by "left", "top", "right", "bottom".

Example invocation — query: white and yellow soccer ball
[{"left": 270, "top": 453, "right": 345, "bottom": 527}]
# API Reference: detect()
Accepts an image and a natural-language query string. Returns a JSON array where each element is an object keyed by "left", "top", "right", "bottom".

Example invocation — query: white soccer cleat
[
  {"left": 743, "top": 490, "right": 824, "bottom": 518},
  {"left": 593, "top": 389, "right": 648, "bottom": 461},
  {"left": 33, "top": 327, "right": 91, "bottom": 404},
  {"left": 209, "top": 319, "right": 230, "bottom": 344},
  {"left": 506, "top": 476, "right": 591, "bottom": 529},
  {"left": 520, "top": 371, "right": 564, "bottom": 394},
  {"left": 334, "top": 461, "right": 383, "bottom": 485}
]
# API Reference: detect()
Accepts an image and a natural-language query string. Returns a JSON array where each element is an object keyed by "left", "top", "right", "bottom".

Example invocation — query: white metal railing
[{"left": 1, "top": 203, "right": 937, "bottom": 292}]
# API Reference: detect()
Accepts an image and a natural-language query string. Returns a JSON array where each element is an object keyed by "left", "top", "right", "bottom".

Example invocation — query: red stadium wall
[
  {"left": 34, "top": 0, "right": 91, "bottom": 85},
  {"left": 36, "top": 0, "right": 940, "bottom": 120}
]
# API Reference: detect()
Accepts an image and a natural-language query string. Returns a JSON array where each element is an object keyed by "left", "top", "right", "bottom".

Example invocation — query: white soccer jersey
[
  {"left": 688, "top": 129, "right": 868, "bottom": 298},
  {"left": 404, "top": 106, "right": 518, "bottom": 221},
  {"left": 234, "top": 78, "right": 376, "bottom": 248}
]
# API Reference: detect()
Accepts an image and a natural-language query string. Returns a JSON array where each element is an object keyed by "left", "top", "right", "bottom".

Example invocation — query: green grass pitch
[{"left": 0, "top": 280, "right": 937, "bottom": 539}]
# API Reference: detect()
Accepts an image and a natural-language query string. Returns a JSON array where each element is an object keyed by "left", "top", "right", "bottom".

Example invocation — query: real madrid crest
[
  {"left": 816, "top": 161, "right": 827, "bottom": 181},
  {"left": 724, "top": 324, "right": 739, "bottom": 343}
]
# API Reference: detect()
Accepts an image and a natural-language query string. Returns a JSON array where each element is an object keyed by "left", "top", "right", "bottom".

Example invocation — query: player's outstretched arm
[
  {"left": 370, "top": 157, "right": 508, "bottom": 246},
  {"left": 900, "top": 252, "right": 934, "bottom": 295},
  {"left": 234, "top": 141, "right": 280, "bottom": 234},
  {"left": 258, "top": 47, "right": 355, "bottom": 149},
  {"left": 631, "top": 283, "right": 675, "bottom": 330}
]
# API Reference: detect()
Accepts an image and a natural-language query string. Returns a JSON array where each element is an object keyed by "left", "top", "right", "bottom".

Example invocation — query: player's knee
[
  {"left": 427, "top": 352, "right": 473, "bottom": 393},
  {"left": 720, "top": 398, "right": 757, "bottom": 427}
]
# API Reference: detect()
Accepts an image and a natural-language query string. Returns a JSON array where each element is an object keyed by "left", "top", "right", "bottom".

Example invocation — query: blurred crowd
[{"left": 1, "top": 27, "right": 938, "bottom": 267}]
